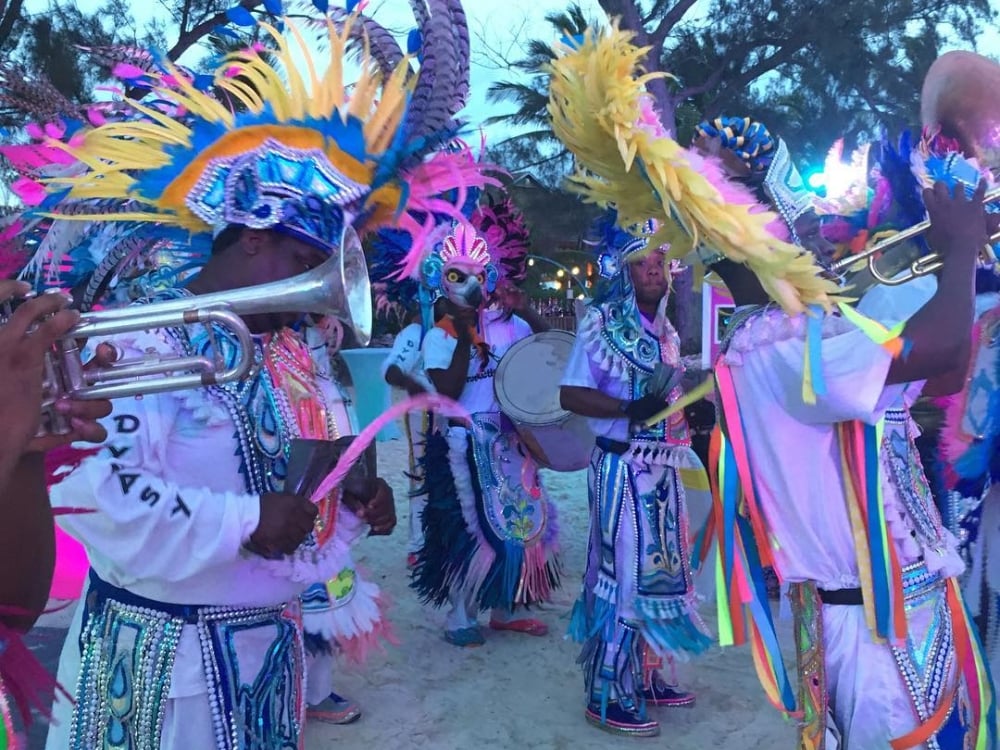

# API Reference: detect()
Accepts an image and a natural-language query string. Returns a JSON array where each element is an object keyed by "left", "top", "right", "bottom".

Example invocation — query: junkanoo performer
[
  {"left": 410, "top": 220, "right": 562, "bottom": 647},
  {"left": 22, "top": 9, "right": 485, "bottom": 748},
  {"left": 698, "top": 113, "right": 997, "bottom": 747},
  {"left": 921, "top": 49, "right": 1000, "bottom": 670},
  {"left": 546, "top": 25, "right": 996, "bottom": 749},
  {"left": 559, "top": 214, "right": 712, "bottom": 737}
]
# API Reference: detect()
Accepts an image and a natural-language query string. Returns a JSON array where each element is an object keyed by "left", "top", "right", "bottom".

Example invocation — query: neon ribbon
[
  {"left": 890, "top": 579, "right": 998, "bottom": 750},
  {"left": 711, "top": 370, "right": 797, "bottom": 714},
  {"left": 802, "top": 306, "right": 828, "bottom": 405},
  {"left": 837, "top": 302, "right": 908, "bottom": 359}
]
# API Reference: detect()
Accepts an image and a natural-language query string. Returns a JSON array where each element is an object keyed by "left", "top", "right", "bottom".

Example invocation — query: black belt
[
  {"left": 595, "top": 436, "right": 630, "bottom": 455},
  {"left": 817, "top": 587, "right": 863, "bottom": 606},
  {"left": 87, "top": 569, "right": 210, "bottom": 623}
]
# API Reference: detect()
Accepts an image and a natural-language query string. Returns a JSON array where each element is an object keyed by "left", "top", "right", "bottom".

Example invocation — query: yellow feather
[{"left": 547, "top": 22, "right": 840, "bottom": 313}]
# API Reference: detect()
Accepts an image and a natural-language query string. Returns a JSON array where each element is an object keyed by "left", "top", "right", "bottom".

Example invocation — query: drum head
[{"left": 495, "top": 330, "right": 575, "bottom": 426}]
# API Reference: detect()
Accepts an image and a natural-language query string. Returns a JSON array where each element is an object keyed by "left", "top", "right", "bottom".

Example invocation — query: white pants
[
  {"left": 305, "top": 650, "right": 336, "bottom": 706},
  {"left": 822, "top": 588, "right": 955, "bottom": 750},
  {"left": 46, "top": 601, "right": 216, "bottom": 749}
]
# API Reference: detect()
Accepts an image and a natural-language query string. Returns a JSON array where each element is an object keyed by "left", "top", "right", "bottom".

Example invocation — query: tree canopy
[{"left": 488, "top": 0, "right": 996, "bottom": 170}]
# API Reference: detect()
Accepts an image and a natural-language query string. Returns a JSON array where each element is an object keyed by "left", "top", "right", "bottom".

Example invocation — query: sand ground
[{"left": 34, "top": 435, "right": 797, "bottom": 749}]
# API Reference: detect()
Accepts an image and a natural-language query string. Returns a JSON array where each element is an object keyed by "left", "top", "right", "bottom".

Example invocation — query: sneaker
[
  {"left": 443, "top": 626, "right": 485, "bottom": 648},
  {"left": 584, "top": 702, "right": 660, "bottom": 738},
  {"left": 307, "top": 692, "right": 362, "bottom": 725},
  {"left": 643, "top": 680, "right": 696, "bottom": 707}
]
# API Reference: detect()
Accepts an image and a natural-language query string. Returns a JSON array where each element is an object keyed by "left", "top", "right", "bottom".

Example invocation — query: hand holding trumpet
[
  {"left": 0, "top": 281, "right": 112, "bottom": 454},
  {"left": 0, "top": 281, "right": 112, "bottom": 495},
  {"left": 923, "top": 180, "right": 989, "bottom": 266}
]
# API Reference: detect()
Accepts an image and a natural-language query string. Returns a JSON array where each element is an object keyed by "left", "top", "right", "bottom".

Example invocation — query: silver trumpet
[
  {"left": 829, "top": 186, "right": 1000, "bottom": 287},
  {"left": 24, "top": 226, "right": 372, "bottom": 435}
]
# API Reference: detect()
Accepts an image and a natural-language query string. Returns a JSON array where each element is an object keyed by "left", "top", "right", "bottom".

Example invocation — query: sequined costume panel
[{"left": 563, "top": 299, "right": 711, "bottom": 716}]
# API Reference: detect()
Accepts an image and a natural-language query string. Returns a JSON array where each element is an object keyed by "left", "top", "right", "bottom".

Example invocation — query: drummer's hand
[{"left": 622, "top": 393, "right": 669, "bottom": 424}]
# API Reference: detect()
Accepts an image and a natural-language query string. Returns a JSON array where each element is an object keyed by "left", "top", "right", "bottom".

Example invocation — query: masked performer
[
  {"left": 20, "top": 8, "right": 486, "bottom": 748},
  {"left": 559, "top": 214, "right": 712, "bottom": 737},
  {"left": 410, "top": 215, "right": 561, "bottom": 647},
  {"left": 547, "top": 25, "right": 996, "bottom": 750}
]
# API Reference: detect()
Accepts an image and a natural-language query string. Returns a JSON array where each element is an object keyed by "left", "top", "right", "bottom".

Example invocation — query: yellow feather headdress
[
  {"left": 38, "top": 9, "right": 487, "bottom": 265},
  {"left": 546, "top": 24, "right": 842, "bottom": 314}
]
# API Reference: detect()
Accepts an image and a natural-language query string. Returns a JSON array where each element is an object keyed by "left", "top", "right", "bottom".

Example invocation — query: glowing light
[
  {"left": 815, "top": 139, "right": 871, "bottom": 211},
  {"left": 553, "top": 280, "right": 562, "bottom": 291},
  {"left": 571, "top": 266, "right": 580, "bottom": 275},
  {"left": 528, "top": 258, "right": 535, "bottom": 267},
  {"left": 556, "top": 269, "right": 565, "bottom": 278},
  {"left": 577, "top": 294, "right": 585, "bottom": 300},
  {"left": 807, "top": 172, "right": 826, "bottom": 190}
]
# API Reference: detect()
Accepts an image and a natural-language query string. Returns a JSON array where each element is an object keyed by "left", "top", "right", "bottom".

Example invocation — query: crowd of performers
[{"left": 0, "top": 2, "right": 998, "bottom": 749}]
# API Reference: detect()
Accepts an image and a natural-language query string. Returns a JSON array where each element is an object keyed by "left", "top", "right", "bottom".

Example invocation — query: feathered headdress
[
  {"left": 695, "top": 116, "right": 816, "bottom": 245},
  {"left": 470, "top": 194, "right": 531, "bottom": 286},
  {"left": 546, "top": 25, "right": 842, "bottom": 314},
  {"left": 31, "top": 8, "right": 490, "bottom": 290}
]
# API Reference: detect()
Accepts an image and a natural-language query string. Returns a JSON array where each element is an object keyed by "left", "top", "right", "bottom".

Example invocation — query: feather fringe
[{"left": 546, "top": 25, "right": 843, "bottom": 315}]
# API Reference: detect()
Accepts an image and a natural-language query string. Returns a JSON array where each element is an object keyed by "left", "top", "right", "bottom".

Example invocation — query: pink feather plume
[
  {"left": 309, "top": 392, "right": 468, "bottom": 503},
  {"left": 684, "top": 147, "right": 792, "bottom": 241},
  {"left": 389, "top": 147, "right": 504, "bottom": 281}
]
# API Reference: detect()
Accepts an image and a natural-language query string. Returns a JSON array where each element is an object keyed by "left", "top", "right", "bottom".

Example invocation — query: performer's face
[
  {"left": 239, "top": 230, "right": 329, "bottom": 332},
  {"left": 629, "top": 252, "right": 670, "bottom": 306},
  {"left": 793, "top": 210, "right": 836, "bottom": 266}
]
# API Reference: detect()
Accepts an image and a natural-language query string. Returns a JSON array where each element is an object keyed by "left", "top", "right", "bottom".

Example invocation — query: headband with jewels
[
  {"left": 763, "top": 139, "right": 816, "bottom": 231},
  {"left": 696, "top": 117, "right": 815, "bottom": 232},
  {"left": 548, "top": 25, "right": 841, "bottom": 314},
  {"left": 27, "top": 3, "right": 491, "bottom": 295},
  {"left": 588, "top": 210, "right": 653, "bottom": 281}
]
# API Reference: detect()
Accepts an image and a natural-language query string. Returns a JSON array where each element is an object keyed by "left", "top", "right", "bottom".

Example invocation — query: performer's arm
[
  {"left": 382, "top": 325, "right": 426, "bottom": 395},
  {"left": 424, "top": 317, "right": 472, "bottom": 400},
  {"left": 50, "top": 347, "right": 316, "bottom": 581},
  {"left": 559, "top": 317, "right": 667, "bottom": 423},
  {"left": 497, "top": 281, "right": 549, "bottom": 333},
  {"left": 516, "top": 305, "right": 550, "bottom": 334},
  {"left": 560, "top": 386, "right": 625, "bottom": 418},
  {"left": 886, "top": 182, "right": 986, "bottom": 389},
  {"left": 0, "top": 453, "right": 55, "bottom": 631},
  {"left": 0, "top": 283, "right": 113, "bottom": 629},
  {"left": 384, "top": 365, "right": 427, "bottom": 396}
]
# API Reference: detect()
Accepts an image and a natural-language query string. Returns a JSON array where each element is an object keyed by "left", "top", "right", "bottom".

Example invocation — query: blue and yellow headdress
[{"left": 31, "top": 3, "right": 488, "bottom": 290}]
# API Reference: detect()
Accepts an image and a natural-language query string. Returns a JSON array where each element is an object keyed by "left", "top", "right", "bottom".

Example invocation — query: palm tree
[{"left": 484, "top": 4, "right": 594, "bottom": 182}]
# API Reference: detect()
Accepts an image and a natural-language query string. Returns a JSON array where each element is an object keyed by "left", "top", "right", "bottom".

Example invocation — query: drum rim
[{"left": 495, "top": 329, "right": 577, "bottom": 423}]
